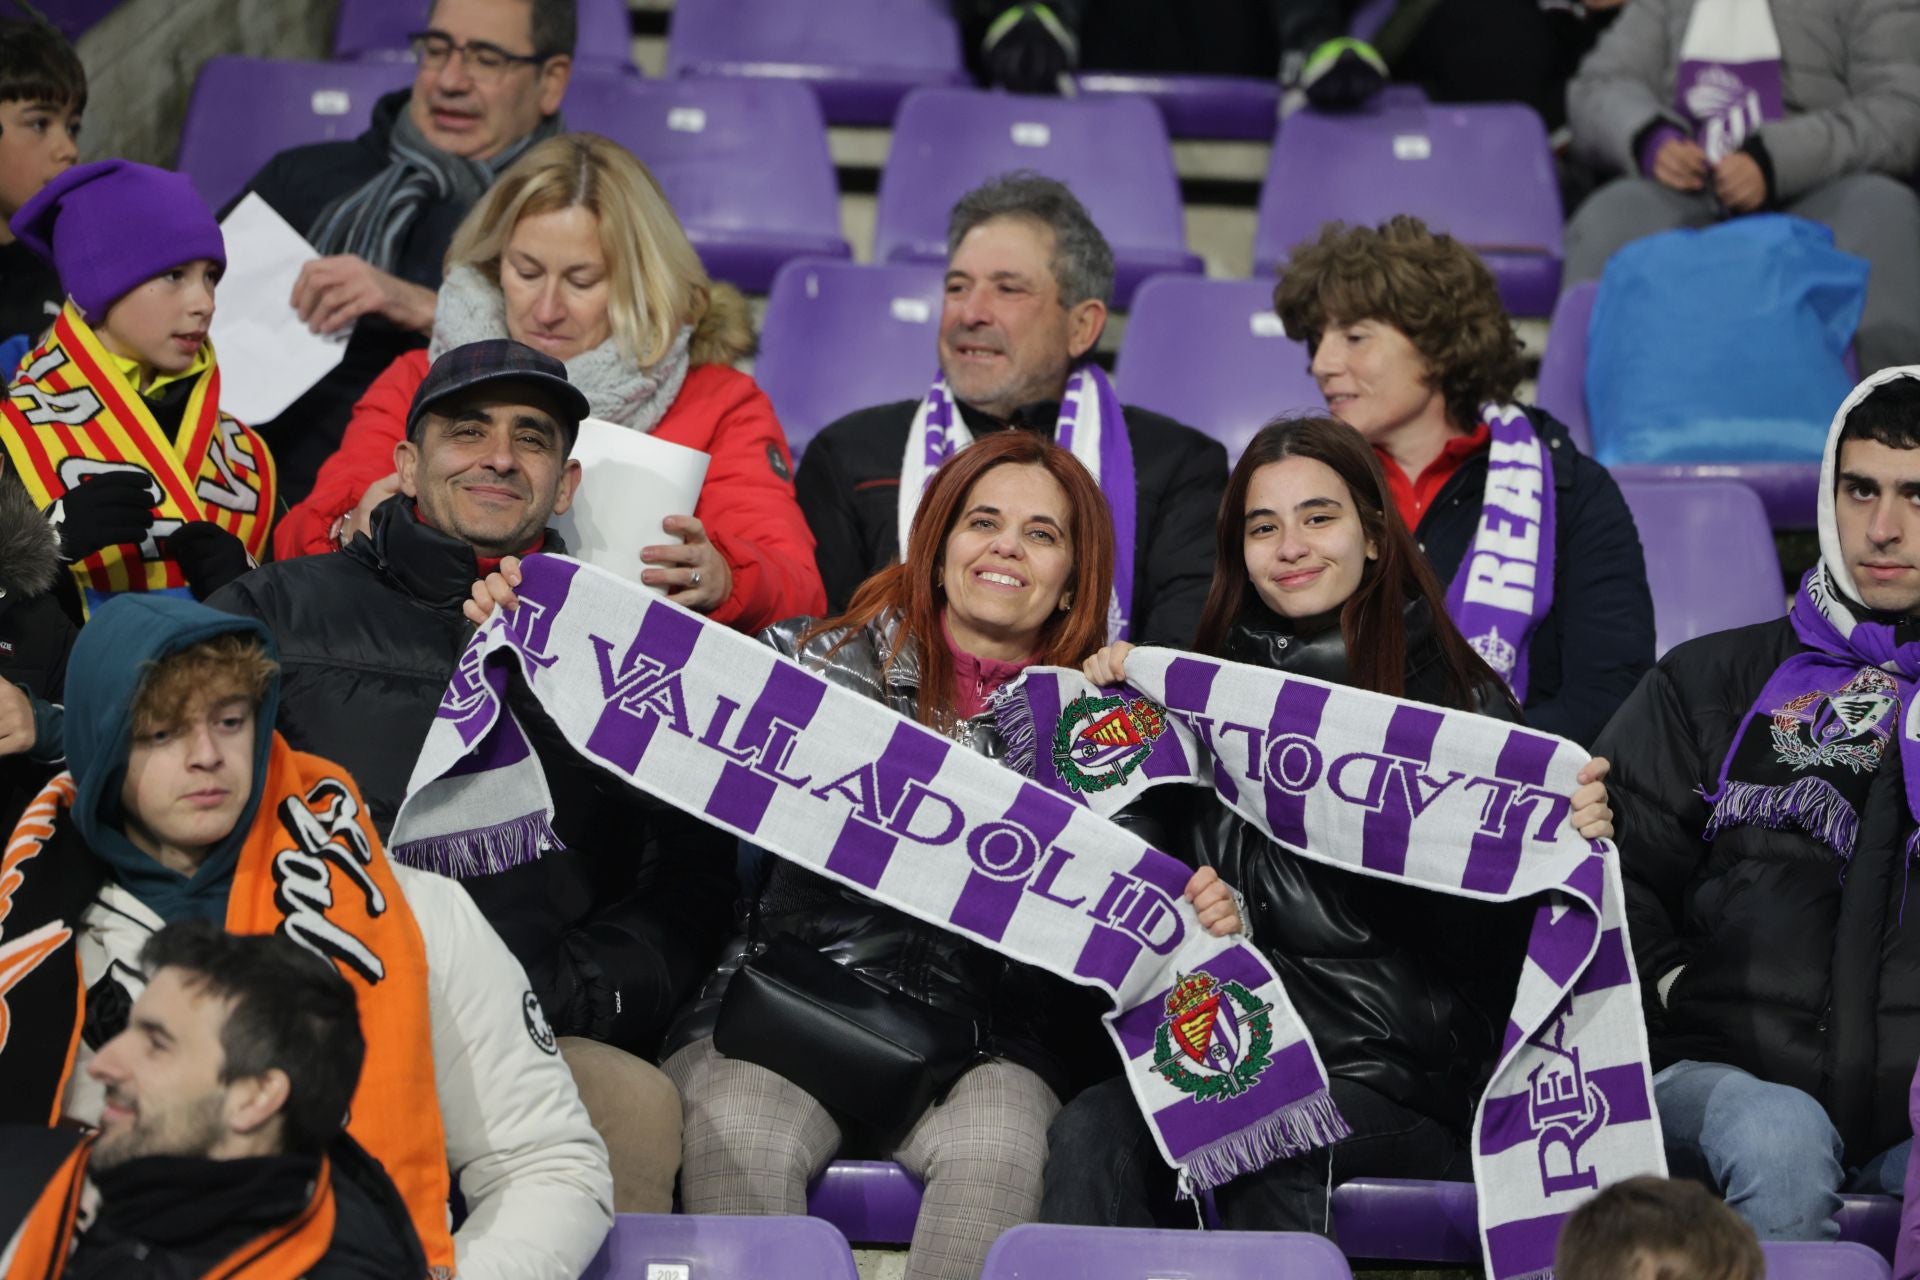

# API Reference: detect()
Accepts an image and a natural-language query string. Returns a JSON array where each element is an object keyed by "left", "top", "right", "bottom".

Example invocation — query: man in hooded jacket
[
  {"left": 1597, "top": 366, "right": 1920, "bottom": 1239},
  {"left": 0, "top": 592, "right": 613, "bottom": 1280}
]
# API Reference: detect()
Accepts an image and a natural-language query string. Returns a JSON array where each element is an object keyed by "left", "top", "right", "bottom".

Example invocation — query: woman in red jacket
[{"left": 274, "top": 133, "right": 825, "bottom": 634}]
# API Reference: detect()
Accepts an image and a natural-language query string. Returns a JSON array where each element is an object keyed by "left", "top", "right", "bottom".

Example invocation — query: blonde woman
[{"left": 275, "top": 132, "right": 824, "bottom": 633}]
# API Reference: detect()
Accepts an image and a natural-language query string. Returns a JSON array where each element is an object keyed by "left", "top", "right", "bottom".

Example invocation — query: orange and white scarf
[{"left": 0, "top": 305, "right": 274, "bottom": 618}]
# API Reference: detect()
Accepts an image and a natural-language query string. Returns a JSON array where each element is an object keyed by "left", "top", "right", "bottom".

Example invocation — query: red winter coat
[{"left": 273, "top": 351, "right": 825, "bottom": 633}]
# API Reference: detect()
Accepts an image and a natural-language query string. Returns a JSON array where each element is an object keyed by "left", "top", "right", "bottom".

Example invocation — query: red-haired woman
[
  {"left": 655, "top": 431, "right": 1238, "bottom": 1280},
  {"left": 1042, "top": 416, "right": 1613, "bottom": 1231}
]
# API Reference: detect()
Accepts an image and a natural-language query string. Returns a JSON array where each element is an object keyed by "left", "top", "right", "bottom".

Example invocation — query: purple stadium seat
[
  {"left": 1762, "top": 1242, "right": 1894, "bottom": 1280},
  {"left": 756, "top": 260, "right": 944, "bottom": 454},
  {"left": 580, "top": 1213, "right": 860, "bottom": 1280},
  {"left": 804, "top": 1160, "right": 924, "bottom": 1245},
  {"left": 1616, "top": 480, "right": 1786, "bottom": 656},
  {"left": 333, "top": 0, "right": 634, "bottom": 73},
  {"left": 1537, "top": 281, "right": 1826, "bottom": 529},
  {"left": 1114, "top": 274, "right": 1322, "bottom": 462},
  {"left": 1330, "top": 1178, "right": 1479, "bottom": 1263},
  {"left": 875, "top": 88, "right": 1202, "bottom": 310},
  {"left": 177, "top": 57, "right": 416, "bottom": 213},
  {"left": 665, "top": 0, "right": 968, "bottom": 126},
  {"left": 559, "top": 73, "right": 850, "bottom": 292},
  {"left": 1254, "top": 98, "right": 1563, "bottom": 317},
  {"left": 1071, "top": 2, "right": 1402, "bottom": 139},
  {"left": 1534, "top": 282, "right": 1597, "bottom": 454},
  {"left": 982, "top": 1223, "right": 1354, "bottom": 1280},
  {"left": 1074, "top": 73, "right": 1280, "bottom": 142},
  {"left": 1329, "top": 1181, "right": 1904, "bottom": 1266}
]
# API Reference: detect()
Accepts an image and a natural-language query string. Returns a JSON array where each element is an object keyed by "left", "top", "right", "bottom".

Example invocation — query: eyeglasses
[{"left": 407, "top": 31, "right": 549, "bottom": 81}]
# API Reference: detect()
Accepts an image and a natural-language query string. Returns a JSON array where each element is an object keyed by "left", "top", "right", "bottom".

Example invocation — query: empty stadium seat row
[
  {"left": 576, "top": 1205, "right": 1896, "bottom": 1279},
  {"left": 178, "top": 60, "right": 1564, "bottom": 310}
]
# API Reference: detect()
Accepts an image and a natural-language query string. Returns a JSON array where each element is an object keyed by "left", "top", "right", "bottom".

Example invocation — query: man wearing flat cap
[{"left": 209, "top": 338, "right": 734, "bottom": 1217}]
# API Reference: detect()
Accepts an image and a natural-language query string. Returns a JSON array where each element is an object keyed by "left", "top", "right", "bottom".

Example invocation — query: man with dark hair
[
  {"left": 796, "top": 170, "right": 1226, "bottom": 647},
  {"left": 1555, "top": 1176, "right": 1764, "bottom": 1280},
  {"left": 0, "top": 10, "right": 82, "bottom": 343},
  {"left": 210, "top": 339, "right": 729, "bottom": 1217},
  {"left": 1597, "top": 367, "right": 1920, "bottom": 1240},
  {"left": 237, "top": 0, "right": 576, "bottom": 503},
  {"left": 1, "top": 922, "right": 424, "bottom": 1277}
]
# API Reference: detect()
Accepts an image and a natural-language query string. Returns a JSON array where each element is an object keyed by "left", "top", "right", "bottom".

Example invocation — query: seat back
[
  {"left": 559, "top": 73, "right": 849, "bottom": 290},
  {"left": 1115, "top": 274, "right": 1322, "bottom": 463},
  {"left": 982, "top": 1223, "right": 1354, "bottom": 1280},
  {"left": 665, "top": 0, "right": 967, "bottom": 125},
  {"left": 757, "top": 260, "right": 945, "bottom": 454},
  {"left": 804, "top": 1159, "right": 925, "bottom": 1245},
  {"left": 1761, "top": 1242, "right": 1893, "bottom": 1280},
  {"left": 1535, "top": 281, "right": 1597, "bottom": 454},
  {"left": 1616, "top": 479, "right": 1785, "bottom": 656},
  {"left": 580, "top": 1214, "right": 860, "bottom": 1280},
  {"left": 177, "top": 56, "right": 416, "bottom": 212},
  {"left": 334, "top": 0, "right": 633, "bottom": 72},
  {"left": 874, "top": 88, "right": 1201, "bottom": 308},
  {"left": 1254, "top": 99, "right": 1563, "bottom": 315}
]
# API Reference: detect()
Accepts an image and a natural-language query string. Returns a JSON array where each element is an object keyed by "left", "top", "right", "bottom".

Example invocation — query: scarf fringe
[
  {"left": 1703, "top": 776, "right": 1858, "bottom": 863},
  {"left": 1180, "top": 1088, "right": 1352, "bottom": 1192},
  {"left": 390, "top": 811, "right": 560, "bottom": 878},
  {"left": 991, "top": 681, "right": 1038, "bottom": 778}
]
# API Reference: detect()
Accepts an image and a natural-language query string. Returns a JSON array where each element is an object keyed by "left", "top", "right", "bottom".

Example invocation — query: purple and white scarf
[
  {"left": 1444, "top": 404, "right": 1557, "bottom": 703},
  {"left": 999, "top": 649, "right": 1665, "bottom": 1280},
  {"left": 1706, "top": 367, "right": 1920, "bottom": 864},
  {"left": 1676, "top": 0, "right": 1783, "bottom": 165},
  {"left": 901, "top": 364, "right": 1137, "bottom": 640},
  {"left": 390, "top": 554, "right": 1347, "bottom": 1192}
]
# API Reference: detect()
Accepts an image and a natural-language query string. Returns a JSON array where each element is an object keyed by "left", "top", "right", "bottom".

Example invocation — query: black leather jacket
[
  {"left": 663, "top": 616, "right": 1098, "bottom": 1096},
  {"left": 1164, "top": 599, "right": 1533, "bottom": 1134}
]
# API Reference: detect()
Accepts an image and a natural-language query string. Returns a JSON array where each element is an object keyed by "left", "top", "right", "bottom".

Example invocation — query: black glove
[
  {"left": 46, "top": 470, "right": 156, "bottom": 563},
  {"left": 165, "top": 521, "right": 251, "bottom": 600},
  {"left": 981, "top": 3, "right": 1075, "bottom": 95},
  {"left": 1296, "top": 38, "right": 1388, "bottom": 112}
]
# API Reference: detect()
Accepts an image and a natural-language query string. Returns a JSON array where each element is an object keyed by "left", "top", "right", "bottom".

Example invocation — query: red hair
[{"left": 814, "top": 431, "right": 1115, "bottom": 728}]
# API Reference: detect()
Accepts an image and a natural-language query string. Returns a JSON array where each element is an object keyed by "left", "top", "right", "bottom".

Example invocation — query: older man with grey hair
[{"left": 795, "top": 171, "right": 1226, "bottom": 647}]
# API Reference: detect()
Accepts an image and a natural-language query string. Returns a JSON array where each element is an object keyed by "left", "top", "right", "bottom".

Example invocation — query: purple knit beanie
[{"left": 11, "top": 159, "right": 226, "bottom": 321}]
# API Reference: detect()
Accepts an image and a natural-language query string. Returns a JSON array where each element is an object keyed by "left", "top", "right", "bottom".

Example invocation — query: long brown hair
[
  {"left": 1193, "top": 416, "right": 1507, "bottom": 710},
  {"left": 813, "top": 432, "right": 1116, "bottom": 728}
]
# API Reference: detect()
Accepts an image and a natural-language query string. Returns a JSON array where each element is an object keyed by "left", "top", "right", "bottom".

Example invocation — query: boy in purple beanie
[{"left": 0, "top": 160, "right": 274, "bottom": 620}]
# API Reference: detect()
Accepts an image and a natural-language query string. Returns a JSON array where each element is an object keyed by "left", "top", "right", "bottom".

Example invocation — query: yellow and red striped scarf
[{"left": 0, "top": 305, "right": 275, "bottom": 618}]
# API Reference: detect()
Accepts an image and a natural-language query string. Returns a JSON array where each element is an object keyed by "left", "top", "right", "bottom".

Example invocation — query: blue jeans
[{"left": 1655, "top": 1060, "right": 1910, "bottom": 1240}]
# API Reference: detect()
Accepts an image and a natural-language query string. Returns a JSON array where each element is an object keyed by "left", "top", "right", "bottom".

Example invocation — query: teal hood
[{"left": 65, "top": 594, "right": 280, "bottom": 922}]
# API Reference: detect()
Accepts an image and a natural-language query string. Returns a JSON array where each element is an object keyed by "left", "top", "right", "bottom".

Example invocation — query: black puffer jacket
[
  {"left": 795, "top": 394, "right": 1227, "bottom": 648},
  {"left": 0, "top": 467, "right": 74, "bottom": 704},
  {"left": 1156, "top": 599, "right": 1533, "bottom": 1134},
  {"left": 208, "top": 499, "right": 736, "bottom": 1056},
  {"left": 1416, "top": 406, "right": 1654, "bottom": 748},
  {"left": 1596, "top": 617, "right": 1920, "bottom": 1163},
  {"left": 664, "top": 616, "right": 1098, "bottom": 1096}
]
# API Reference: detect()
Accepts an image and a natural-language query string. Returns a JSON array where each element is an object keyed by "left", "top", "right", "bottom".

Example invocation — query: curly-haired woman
[{"left": 1274, "top": 215, "right": 1654, "bottom": 745}]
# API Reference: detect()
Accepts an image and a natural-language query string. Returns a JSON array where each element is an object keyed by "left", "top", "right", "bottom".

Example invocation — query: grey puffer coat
[
  {"left": 661, "top": 616, "right": 1100, "bottom": 1098},
  {"left": 1567, "top": 0, "right": 1920, "bottom": 201}
]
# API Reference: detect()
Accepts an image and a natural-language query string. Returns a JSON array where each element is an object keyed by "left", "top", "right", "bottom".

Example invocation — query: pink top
[{"left": 942, "top": 613, "right": 1037, "bottom": 721}]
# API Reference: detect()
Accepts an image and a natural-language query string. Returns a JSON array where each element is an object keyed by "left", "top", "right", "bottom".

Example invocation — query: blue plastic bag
[{"left": 1586, "top": 214, "right": 1866, "bottom": 466}]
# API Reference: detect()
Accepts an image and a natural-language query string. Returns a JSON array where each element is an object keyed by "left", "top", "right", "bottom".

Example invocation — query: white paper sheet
[
  {"left": 209, "top": 193, "right": 349, "bottom": 424},
  {"left": 552, "top": 418, "right": 710, "bottom": 587}
]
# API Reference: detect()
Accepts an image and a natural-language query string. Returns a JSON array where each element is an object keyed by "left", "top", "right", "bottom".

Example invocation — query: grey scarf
[
  {"left": 430, "top": 265, "right": 692, "bottom": 432},
  {"left": 308, "top": 101, "right": 565, "bottom": 274}
]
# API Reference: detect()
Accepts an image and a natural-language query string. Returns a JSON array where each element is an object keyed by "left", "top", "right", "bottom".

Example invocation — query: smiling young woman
[{"left": 657, "top": 431, "right": 1241, "bottom": 1280}]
